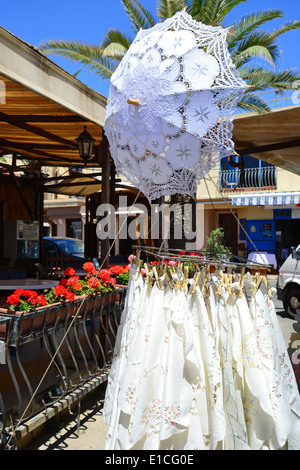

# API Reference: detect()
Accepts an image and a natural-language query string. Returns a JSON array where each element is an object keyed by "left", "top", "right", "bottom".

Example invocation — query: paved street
[{"left": 25, "top": 277, "right": 300, "bottom": 451}]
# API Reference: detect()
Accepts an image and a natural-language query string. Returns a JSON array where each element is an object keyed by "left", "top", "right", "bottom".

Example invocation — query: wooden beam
[
  {"left": 236, "top": 138, "right": 300, "bottom": 156},
  {"left": 0, "top": 111, "right": 78, "bottom": 149},
  {"left": 0, "top": 138, "right": 73, "bottom": 163},
  {"left": 0, "top": 115, "right": 87, "bottom": 123},
  {"left": 44, "top": 172, "right": 102, "bottom": 182},
  {"left": 44, "top": 181, "right": 102, "bottom": 191}
]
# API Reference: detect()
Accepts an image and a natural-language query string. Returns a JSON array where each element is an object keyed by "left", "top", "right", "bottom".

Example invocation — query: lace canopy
[{"left": 104, "top": 10, "right": 248, "bottom": 202}]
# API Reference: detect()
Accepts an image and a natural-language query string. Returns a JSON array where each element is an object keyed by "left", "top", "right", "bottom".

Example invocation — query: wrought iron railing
[
  {"left": 220, "top": 166, "right": 277, "bottom": 193},
  {"left": 0, "top": 288, "right": 127, "bottom": 449}
]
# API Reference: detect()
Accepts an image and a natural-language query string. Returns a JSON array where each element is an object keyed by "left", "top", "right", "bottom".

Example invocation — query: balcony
[{"left": 220, "top": 165, "right": 277, "bottom": 194}]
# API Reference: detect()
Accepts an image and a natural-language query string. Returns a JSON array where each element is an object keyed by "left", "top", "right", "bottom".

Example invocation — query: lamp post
[{"left": 76, "top": 126, "right": 95, "bottom": 165}]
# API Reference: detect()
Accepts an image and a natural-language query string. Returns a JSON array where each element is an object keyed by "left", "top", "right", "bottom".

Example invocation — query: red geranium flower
[
  {"left": 73, "top": 282, "right": 82, "bottom": 291},
  {"left": 6, "top": 293, "right": 20, "bottom": 307},
  {"left": 99, "top": 269, "right": 112, "bottom": 283},
  {"left": 65, "top": 291, "right": 75, "bottom": 301},
  {"left": 83, "top": 262, "right": 97, "bottom": 275},
  {"left": 36, "top": 294, "right": 47, "bottom": 306},
  {"left": 88, "top": 277, "right": 100, "bottom": 288},
  {"left": 109, "top": 265, "right": 124, "bottom": 275},
  {"left": 64, "top": 266, "right": 75, "bottom": 276},
  {"left": 54, "top": 285, "right": 68, "bottom": 297},
  {"left": 66, "top": 275, "right": 80, "bottom": 286}
]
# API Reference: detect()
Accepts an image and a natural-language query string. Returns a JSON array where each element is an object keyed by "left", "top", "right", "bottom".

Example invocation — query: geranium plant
[
  {"left": 5, "top": 261, "right": 122, "bottom": 312},
  {"left": 6, "top": 289, "right": 48, "bottom": 312},
  {"left": 44, "top": 285, "right": 75, "bottom": 304},
  {"left": 108, "top": 264, "right": 130, "bottom": 286},
  {"left": 59, "top": 262, "right": 117, "bottom": 295}
]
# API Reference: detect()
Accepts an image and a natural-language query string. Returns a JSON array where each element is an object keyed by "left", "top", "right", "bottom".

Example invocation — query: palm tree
[{"left": 40, "top": 0, "right": 300, "bottom": 113}]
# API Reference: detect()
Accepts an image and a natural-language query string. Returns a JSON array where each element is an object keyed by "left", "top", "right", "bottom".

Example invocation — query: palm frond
[
  {"left": 39, "top": 40, "right": 117, "bottom": 79},
  {"left": 240, "top": 66, "right": 300, "bottom": 92},
  {"left": 218, "top": 0, "right": 247, "bottom": 20},
  {"left": 101, "top": 29, "right": 132, "bottom": 58},
  {"left": 269, "top": 20, "right": 300, "bottom": 40},
  {"left": 238, "top": 92, "right": 270, "bottom": 113},
  {"left": 121, "top": 0, "right": 154, "bottom": 31},
  {"left": 131, "top": 0, "right": 156, "bottom": 27},
  {"left": 228, "top": 10, "right": 284, "bottom": 48},
  {"left": 157, "top": 0, "right": 185, "bottom": 20},
  {"left": 193, "top": 0, "right": 246, "bottom": 25},
  {"left": 232, "top": 31, "right": 282, "bottom": 67}
]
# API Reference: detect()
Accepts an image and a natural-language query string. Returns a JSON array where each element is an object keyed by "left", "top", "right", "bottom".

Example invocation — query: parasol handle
[{"left": 127, "top": 98, "right": 140, "bottom": 106}]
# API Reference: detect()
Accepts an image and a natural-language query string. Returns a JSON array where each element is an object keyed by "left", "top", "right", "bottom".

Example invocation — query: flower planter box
[
  {"left": 0, "top": 301, "right": 76, "bottom": 338},
  {"left": 74, "top": 287, "right": 126, "bottom": 316}
]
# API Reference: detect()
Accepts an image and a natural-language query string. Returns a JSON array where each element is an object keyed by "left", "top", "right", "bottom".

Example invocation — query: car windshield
[{"left": 52, "top": 238, "right": 84, "bottom": 255}]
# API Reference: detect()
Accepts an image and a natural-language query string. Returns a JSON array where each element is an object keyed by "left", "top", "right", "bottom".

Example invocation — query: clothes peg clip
[
  {"left": 252, "top": 275, "right": 263, "bottom": 297},
  {"left": 144, "top": 263, "right": 153, "bottom": 287},
  {"left": 239, "top": 267, "right": 246, "bottom": 288},
  {"left": 191, "top": 272, "right": 201, "bottom": 293},
  {"left": 181, "top": 265, "right": 189, "bottom": 290},
  {"left": 153, "top": 266, "right": 162, "bottom": 290},
  {"left": 135, "top": 259, "right": 143, "bottom": 280},
  {"left": 225, "top": 274, "right": 233, "bottom": 295},
  {"left": 216, "top": 271, "right": 224, "bottom": 295},
  {"left": 262, "top": 275, "right": 273, "bottom": 299},
  {"left": 164, "top": 264, "right": 174, "bottom": 290},
  {"left": 202, "top": 273, "right": 210, "bottom": 298}
]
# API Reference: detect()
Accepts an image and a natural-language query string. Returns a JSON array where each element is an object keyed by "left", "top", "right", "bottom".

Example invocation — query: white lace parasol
[{"left": 104, "top": 9, "right": 248, "bottom": 202}]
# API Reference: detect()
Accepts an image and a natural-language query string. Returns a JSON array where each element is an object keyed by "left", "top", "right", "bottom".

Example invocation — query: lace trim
[{"left": 105, "top": 10, "right": 247, "bottom": 201}]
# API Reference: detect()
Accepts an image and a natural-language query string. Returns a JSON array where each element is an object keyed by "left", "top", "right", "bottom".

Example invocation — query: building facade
[{"left": 195, "top": 155, "right": 300, "bottom": 269}]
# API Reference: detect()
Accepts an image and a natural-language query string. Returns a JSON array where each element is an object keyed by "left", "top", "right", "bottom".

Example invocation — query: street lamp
[{"left": 76, "top": 126, "right": 95, "bottom": 165}]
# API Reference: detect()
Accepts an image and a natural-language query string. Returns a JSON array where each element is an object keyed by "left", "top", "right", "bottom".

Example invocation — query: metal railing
[
  {"left": 0, "top": 288, "right": 127, "bottom": 449},
  {"left": 220, "top": 166, "right": 277, "bottom": 193}
]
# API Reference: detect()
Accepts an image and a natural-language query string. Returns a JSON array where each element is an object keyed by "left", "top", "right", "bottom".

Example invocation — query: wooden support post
[
  {"left": 100, "top": 136, "right": 110, "bottom": 268},
  {"left": 8, "top": 167, "right": 34, "bottom": 221}
]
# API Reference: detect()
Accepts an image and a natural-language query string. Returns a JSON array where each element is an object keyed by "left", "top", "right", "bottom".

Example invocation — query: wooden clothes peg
[
  {"left": 181, "top": 265, "right": 189, "bottom": 290},
  {"left": 262, "top": 275, "right": 274, "bottom": 299},
  {"left": 153, "top": 266, "right": 162, "bottom": 290},
  {"left": 135, "top": 259, "right": 143, "bottom": 280},
  {"left": 252, "top": 275, "right": 263, "bottom": 297},
  {"left": 216, "top": 271, "right": 225, "bottom": 295},
  {"left": 191, "top": 272, "right": 201, "bottom": 293},
  {"left": 164, "top": 264, "right": 175, "bottom": 290}
]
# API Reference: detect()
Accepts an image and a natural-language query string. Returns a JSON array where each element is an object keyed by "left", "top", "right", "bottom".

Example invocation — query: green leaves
[
  {"left": 39, "top": 39, "right": 117, "bottom": 79},
  {"left": 121, "top": 0, "right": 156, "bottom": 31}
]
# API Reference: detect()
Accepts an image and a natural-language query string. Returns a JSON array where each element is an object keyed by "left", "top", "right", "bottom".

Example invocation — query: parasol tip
[{"left": 127, "top": 98, "right": 140, "bottom": 106}]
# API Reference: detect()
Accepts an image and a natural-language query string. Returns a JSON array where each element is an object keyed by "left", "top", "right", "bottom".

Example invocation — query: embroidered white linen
[{"left": 103, "top": 268, "right": 300, "bottom": 450}]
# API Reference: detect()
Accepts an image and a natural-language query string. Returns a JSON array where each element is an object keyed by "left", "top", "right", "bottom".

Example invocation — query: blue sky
[{"left": 1, "top": 0, "right": 300, "bottom": 98}]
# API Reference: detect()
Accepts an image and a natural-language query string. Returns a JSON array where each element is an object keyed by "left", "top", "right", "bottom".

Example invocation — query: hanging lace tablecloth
[{"left": 103, "top": 267, "right": 300, "bottom": 450}]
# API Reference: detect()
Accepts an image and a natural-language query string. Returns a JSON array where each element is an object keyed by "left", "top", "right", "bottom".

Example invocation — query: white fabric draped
[{"left": 103, "top": 266, "right": 300, "bottom": 450}]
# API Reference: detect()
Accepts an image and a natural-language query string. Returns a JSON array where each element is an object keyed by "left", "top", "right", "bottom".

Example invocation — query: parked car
[
  {"left": 43, "top": 237, "right": 100, "bottom": 270},
  {"left": 277, "top": 244, "right": 300, "bottom": 318}
]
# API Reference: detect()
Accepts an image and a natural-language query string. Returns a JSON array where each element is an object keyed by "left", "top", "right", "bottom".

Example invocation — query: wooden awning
[
  {"left": 233, "top": 105, "right": 300, "bottom": 176},
  {"left": 44, "top": 174, "right": 102, "bottom": 196},
  {"left": 0, "top": 26, "right": 107, "bottom": 168}
]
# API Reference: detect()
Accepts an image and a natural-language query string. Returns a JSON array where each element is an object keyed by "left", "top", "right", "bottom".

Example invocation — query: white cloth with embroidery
[
  {"left": 104, "top": 10, "right": 247, "bottom": 202},
  {"left": 103, "top": 269, "right": 300, "bottom": 450}
]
